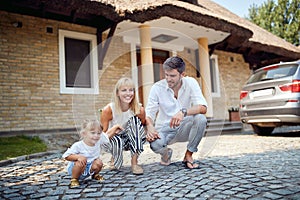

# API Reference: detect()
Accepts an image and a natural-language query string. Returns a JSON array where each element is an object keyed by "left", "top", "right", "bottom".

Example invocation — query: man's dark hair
[{"left": 163, "top": 56, "right": 186, "bottom": 74}]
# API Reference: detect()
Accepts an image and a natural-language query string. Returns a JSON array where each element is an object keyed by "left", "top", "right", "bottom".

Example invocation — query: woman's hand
[
  {"left": 106, "top": 124, "right": 124, "bottom": 138},
  {"left": 146, "top": 124, "right": 160, "bottom": 142},
  {"left": 112, "top": 124, "right": 124, "bottom": 134}
]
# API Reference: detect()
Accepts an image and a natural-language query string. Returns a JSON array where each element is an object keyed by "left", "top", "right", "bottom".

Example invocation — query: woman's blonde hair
[
  {"left": 79, "top": 119, "right": 101, "bottom": 139},
  {"left": 112, "top": 77, "right": 141, "bottom": 115}
]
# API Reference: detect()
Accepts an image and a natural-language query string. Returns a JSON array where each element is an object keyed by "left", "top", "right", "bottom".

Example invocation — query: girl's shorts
[{"left": 67, "top": 161, "right": 94, "bottom": 180}]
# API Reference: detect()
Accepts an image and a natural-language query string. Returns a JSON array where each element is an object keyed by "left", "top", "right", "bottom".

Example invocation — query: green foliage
[
  {"left": 0, "top": 135, "right": 47, "bottom": 160},
  {"left": 247, "top": 0, "right": 300, "bottom": 46}
]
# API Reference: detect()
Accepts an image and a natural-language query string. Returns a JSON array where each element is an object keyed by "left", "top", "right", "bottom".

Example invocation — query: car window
[{"left": 247, "top": 64, "right": 298, "bottom": 84}]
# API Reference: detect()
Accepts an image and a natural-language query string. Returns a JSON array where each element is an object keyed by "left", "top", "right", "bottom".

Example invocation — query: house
[{"left": 0, "top": 0, "right": 299, "bottom": 134}]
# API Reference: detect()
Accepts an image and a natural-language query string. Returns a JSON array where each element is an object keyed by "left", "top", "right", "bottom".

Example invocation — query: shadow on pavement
[
  {"left": 1, "top": 148, "right": 300, "bottom": 199},
  {"left": 271, "top": 130, "right": 300, "bottom": 137}
]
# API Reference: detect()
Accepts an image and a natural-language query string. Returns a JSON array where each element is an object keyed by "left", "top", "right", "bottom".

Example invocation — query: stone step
[{"left": 205, "top": 119, "right": 242, "bottom": 135}]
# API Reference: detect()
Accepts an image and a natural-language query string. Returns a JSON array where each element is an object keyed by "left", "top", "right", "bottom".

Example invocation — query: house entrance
[{"left": 137, "top": 49, "right": 169, "bottom": 104}]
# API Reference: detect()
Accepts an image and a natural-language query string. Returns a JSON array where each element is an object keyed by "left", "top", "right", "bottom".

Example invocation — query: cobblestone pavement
[{"left": 1, "top": 129, "right": 300, "bottom": 199}]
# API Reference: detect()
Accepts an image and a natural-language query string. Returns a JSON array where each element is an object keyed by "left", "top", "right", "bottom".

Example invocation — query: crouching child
[{"left": 62, "top": 119, "right": 122, "bottom": 187}]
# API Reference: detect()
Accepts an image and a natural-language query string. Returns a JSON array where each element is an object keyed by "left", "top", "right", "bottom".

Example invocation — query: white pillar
[
  {"left": 139, "top": 24, "right": 154, "bottom": 106},
  {"left": 198, "top": 37, "right": 213, "bottom": 118}
]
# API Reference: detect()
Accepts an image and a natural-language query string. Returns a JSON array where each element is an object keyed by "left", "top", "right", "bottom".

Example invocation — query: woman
[{"left": 100, "top": 77, "right": 146, "bottom": 175}]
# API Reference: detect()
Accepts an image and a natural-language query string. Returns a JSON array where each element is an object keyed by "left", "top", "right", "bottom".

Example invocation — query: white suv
[{"left": 239, "top": 60, "right": 300, "bottom": 135}]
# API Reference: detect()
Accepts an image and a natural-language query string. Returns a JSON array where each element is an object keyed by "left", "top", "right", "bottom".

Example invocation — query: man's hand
[{"left": 169, "top": 111, "right": 184, "bottom": 128}]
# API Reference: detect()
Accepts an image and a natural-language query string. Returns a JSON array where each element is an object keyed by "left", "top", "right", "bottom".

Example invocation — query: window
[
  {"left": 210, "top": 55, "right": 220, "bottom": 97},
  {"left": 247, "top": 64, "right": 298, "bottom": 84},
  {"left": 59, "top": 30, "right": 98, "bottom": 94}
]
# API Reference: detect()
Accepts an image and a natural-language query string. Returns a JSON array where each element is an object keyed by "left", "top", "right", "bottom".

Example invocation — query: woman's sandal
[
  {"left": 182, "top": 161, "right": 200, "bottom": 169},
  {"left": 132, "top": 164, "right": 144, "bottom": 175}
]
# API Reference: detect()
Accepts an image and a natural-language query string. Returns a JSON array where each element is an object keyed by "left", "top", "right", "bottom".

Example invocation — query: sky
[{"left": 211, "top": 0, "right": 266, "bottom": 18}]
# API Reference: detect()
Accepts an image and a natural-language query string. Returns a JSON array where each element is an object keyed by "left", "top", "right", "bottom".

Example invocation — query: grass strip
[{"left": 0, "top": 135, "right": 47, "bottom": 160}]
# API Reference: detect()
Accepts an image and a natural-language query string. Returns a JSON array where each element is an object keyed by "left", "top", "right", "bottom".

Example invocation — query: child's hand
[{"left": 77, "top": 155, "right": 87, "bottom": 167}]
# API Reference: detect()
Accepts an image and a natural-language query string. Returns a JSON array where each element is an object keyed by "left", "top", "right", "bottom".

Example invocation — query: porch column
[
  {"left": 139, "top": 24, "right": 154, "bottom": 106},
  {"left": 198, "top": 37, "right": 213, "bottom": 118}
]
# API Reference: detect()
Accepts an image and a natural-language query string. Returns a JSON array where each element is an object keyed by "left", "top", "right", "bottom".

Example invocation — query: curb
[{"left": 0, "top": 150, "right": 62, "bottom": 167}]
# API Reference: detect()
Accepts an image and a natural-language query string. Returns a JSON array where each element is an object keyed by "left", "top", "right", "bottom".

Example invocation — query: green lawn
[{"left": 0, "top": 135, "right": 47, "bottom": 161}]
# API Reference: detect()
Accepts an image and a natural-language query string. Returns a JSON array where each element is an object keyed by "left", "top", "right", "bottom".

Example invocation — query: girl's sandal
[
  {"left": 92, "top": 174, "right": 105, "bottom": 181},
  {"left": 70, "top": 178, "right": 80, "bottom": 187}
]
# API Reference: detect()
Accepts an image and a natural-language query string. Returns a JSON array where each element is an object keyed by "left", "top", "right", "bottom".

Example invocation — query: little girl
[{"left": 62, "top": 119, "right": 122, "bottom": 187}]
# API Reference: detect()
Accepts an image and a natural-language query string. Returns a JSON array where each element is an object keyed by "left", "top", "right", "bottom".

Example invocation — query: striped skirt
[{"left": 103, "top": 116, "right": 146, "bottom": 169}]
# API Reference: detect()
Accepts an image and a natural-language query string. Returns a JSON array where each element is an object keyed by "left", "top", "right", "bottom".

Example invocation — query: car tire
[{"left": 251, "top": 124, "right": 274, "bottom": 136}]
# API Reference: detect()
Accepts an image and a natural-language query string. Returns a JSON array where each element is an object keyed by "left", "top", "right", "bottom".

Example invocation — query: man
[{"left": 145, "top": 56, "right": 207, "bottom": 169}]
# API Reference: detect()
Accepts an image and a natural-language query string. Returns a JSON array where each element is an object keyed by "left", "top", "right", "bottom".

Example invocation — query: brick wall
[
  {"left": 0, "top": 12, "right": 93, "bottom": 132},
  {"left": 213, "top": 50, "right": 251, "bottom": 119},
  {"left": 0, "top": 11, "right": 251, "bottom": 133}
]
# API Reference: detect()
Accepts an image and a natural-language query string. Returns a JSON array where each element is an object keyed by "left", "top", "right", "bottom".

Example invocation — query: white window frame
[
  {"left": 59, "top": 30, "right": 99, "bottom": 94},
  {"left": 210, "top": 54, "right": 221, "bottom": 97}
]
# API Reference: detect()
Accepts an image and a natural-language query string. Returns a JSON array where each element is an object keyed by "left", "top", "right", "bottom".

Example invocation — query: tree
[{"left": 247, "top": 0, "right": 300, "bottom": 46}]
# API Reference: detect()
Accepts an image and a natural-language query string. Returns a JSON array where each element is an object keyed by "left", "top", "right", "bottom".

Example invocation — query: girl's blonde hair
[
  {"left": 112, "top": 77, "right": 141, "bottom": 115},
  {"left": 79, "top": 119, "right": 101, "bottom": 139}
]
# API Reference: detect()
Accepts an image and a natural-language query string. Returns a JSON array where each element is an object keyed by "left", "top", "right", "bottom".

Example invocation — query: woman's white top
[{"left": 108, "top": 102, "right": 134, "bottom": 128}]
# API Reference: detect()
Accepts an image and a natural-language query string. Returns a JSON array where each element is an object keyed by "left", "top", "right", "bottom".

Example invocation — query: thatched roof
[
  {"left": 97, "top": 0, "right": 253, "bottom": 51},
  {"left": 198, "top": 0, "right": 300, "bottom": 67},
  {"left": 1, "top": 0, "right": 299, "bottom": 68},
  {"left": 99, "top": 0, "right": 300, "bottom": 67}
]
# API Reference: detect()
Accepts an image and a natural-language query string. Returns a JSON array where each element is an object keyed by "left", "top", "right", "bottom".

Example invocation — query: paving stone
[
  {"left": 106, "top": 191, "right": 124, "bottom": 197},
  {"left": 121, "top": 196, "right": 136, "bottom": 200},
  {"left": 42, "top": 196, "right": 60, "bottom": 200},
  {"left": 234, "top": 193, "right": 252, "bottom": 199},
  {"left": 61, "top": 194, "right": 81, "bottom": 199},
  {"left": 82, "top": 187, "right": 98, "bottom": 193},
  {"left": 1, "top": 132, "right": 300, "bottom": 199},
  {"left": 155, "top": 192, "right": 172, "bottom": 197},
  {"left": 84, "top": 191, "right": 104, "bottom": 197},
  {"left": 262, "top": 192, "right": 282, "bottom": 199},
  {"left": 272, "top": 188, "right": 295, "bottom": 196},
  {"left": 29, "top": 192, "right": 47, "bottom": 199},
  {"left": 4, "top": 194, "right": 26, "bottom": 200}
]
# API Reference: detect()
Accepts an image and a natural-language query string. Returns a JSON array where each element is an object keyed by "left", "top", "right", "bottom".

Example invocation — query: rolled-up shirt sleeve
[{"left": 189, "top": 78, "right": 208, "bottom": 107}]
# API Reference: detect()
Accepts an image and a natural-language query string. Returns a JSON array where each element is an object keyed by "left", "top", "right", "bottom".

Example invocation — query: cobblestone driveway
[{"left": 1, "top": 130, "right": 299, "bottom": 199}]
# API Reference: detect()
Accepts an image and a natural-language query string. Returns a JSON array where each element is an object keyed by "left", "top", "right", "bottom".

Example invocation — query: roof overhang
[
  {"left": 0, "top": 0, "right": 252, "bottom": 51},
  {"left": 0, "top": 0, "right": 120, "bottom": 32},
  {"left": 115, "top": 17, "right": 230, "bottom": 51},
  {"left": 1, "top": 0, "right": 299, "bottom": 69}
]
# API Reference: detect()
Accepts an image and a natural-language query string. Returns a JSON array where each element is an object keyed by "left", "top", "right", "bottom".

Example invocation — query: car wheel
[{"left": 251, "top": 124, "right": 274, "bottom": 136}]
